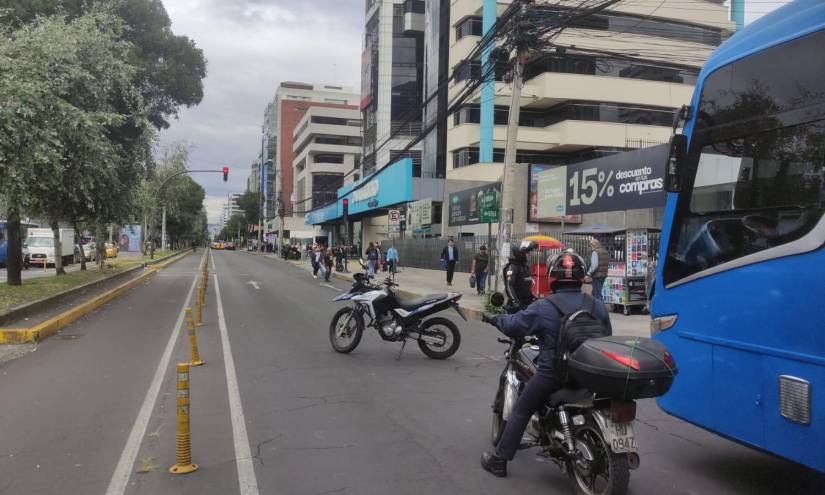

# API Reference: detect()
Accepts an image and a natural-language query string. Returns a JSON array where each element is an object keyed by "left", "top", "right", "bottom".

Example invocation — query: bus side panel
[
  {"left": 656, "top": 332, "right": 715, "bottom": 428},
  {"left": 762, "top": 356, "right": 825, "bottom": 472},
  {"left": 712, "top": 346, "right": 764, "bottom": 447}
]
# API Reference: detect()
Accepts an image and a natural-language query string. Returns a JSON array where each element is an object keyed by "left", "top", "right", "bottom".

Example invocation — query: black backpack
[{"left": 548, "top": 294, "right": 610, "bottom": 384}]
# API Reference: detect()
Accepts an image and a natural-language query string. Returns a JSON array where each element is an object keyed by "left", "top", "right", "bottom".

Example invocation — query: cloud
[{"left": 158, "top": 0, "right": 363, "bottom": 224}]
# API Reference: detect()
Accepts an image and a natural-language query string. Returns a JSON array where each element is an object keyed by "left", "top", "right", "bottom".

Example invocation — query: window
[
  {"left": 453, "top": 102, "right": 675, "bottom": 128},
  {"left": 452, "top": 146, "right": 625, "bottom": 169},
  {"left": 456, "top": 17, "right": 483, "bottom": 40},
  {"left": 403, "top": 0, "right": 425, "bottom": 15},
  {"left": 523, "top": 53, "right": 699, "bottom": 85},
  {"left": 664, "top": 30, "right": 825, "bottom": 285},
  {"left": 314, "top": 154, "right": 345, "bottom": 164},
  {"left": 324, "top": 98, "right": 347, "bottom": 104}
]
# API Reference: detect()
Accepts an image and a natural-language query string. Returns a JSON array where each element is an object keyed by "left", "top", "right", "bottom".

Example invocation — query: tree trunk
[
  {"left": 6, "top": 206, "right": 23, "bottom": 286},
  {"left": 95, "top": 221, "right": 106, "bottom": 269},
  {"left": 74, "top": 222, "right": 86, "bottom": 271},
  {"left": 51, "top": 221, "right": 66, "bottom": 275}
]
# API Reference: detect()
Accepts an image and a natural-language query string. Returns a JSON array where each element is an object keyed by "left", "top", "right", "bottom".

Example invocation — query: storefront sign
[
  {"left": 338, "top": 157, "right": 414, "bottom": 216},
  {"left": 305, "top": 201, "right": 339, "bottom": 225},
  {"left": 529, "top": 144, "right": 668, "bottom": 219},
  {"left": 448, "top": 183, "right": 501, "bottom": 226}
]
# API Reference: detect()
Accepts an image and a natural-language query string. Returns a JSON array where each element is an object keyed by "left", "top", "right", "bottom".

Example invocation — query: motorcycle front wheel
[
  {"left": 491, "top": 380, "right": 507, "bottom": 446},
  {"left": 329, "top": 307, "right": 364, "bottom": 353},
  {"left": 567, "top": 421, "right": 630, "bottom": 495},
  {"left": 416, "top": 317, "right": 461, "bottom": 359}
]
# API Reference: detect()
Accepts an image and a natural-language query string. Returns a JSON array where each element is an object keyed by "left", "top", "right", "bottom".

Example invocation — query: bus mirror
[{"left": 666, "top": 134, "right": 687, "bottom": 193}]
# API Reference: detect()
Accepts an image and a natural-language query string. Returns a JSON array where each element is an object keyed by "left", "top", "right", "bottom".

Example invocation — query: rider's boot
[{"left": 480, "top": 451, "right": 507, "bottom": 477}]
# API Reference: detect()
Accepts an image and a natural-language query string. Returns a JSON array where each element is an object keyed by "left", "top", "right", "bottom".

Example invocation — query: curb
[{"left": 0, "top": 249, "right": 192, "bottom": 344}]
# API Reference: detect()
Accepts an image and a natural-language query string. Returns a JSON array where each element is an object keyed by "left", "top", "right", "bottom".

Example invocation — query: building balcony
[
  {"left": 448, "top": 120, "right": 672, "bottom": 153},
  {"left": 403, "top": 0, "right": 424, "bottom": 33}
]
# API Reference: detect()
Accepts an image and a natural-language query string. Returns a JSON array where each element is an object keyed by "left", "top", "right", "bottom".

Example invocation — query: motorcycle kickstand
[{"left": 396, "top": 339, "right": 407, "bottom": 360}]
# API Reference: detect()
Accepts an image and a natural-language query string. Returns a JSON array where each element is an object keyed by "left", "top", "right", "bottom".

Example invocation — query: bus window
[{"left": 664, "top": 29, "right": 825, "bottom": 286}]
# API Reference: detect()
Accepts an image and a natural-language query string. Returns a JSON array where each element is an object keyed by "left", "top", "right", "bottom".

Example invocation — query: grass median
[{"left": 0, "top": 264, "right": 138, "bottom": 314}]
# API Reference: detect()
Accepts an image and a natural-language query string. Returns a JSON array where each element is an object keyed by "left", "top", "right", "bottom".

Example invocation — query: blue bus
[{"left": 652, "top": 0, "right": 825, "bottom": 472}]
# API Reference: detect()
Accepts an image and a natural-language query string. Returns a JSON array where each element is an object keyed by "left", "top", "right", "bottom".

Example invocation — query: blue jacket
[{"left": 492, "top": 286, "right": 612, "bottom": 375}]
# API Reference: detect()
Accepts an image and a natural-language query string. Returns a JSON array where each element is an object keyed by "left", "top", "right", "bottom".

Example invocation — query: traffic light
[
  {"left": 342, "top": 198, "right": 349, "bottom": 218},
  {"left": 222, "top": 167, "right": 229, "bottom": 182}
]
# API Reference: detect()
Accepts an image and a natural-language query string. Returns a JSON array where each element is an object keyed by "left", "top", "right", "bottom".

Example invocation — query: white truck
[{"left": 26, "top": 228, "right": 76, "bottom": 267}]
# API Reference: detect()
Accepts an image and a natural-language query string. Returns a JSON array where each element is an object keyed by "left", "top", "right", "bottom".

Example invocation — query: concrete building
[
  {"left": 442, "top": 0, "right": 735, "bottom": 235},
  {"left": 262, "top": 82, "right": 358, "bottom": 240},
  {"left": 246, "top": 160, "right": 260, "bottom": 194},
  {"left": 292, "top": 106, "right": 362, "bottom": 241},
  {"left": 220, "top": 193, "right": 244, "bottom": 229}
]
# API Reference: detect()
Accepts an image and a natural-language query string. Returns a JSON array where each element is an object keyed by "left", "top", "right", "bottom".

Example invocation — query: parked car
[
  {"left": 105, "top": 243, "right": 118, "bottom": 259},
  {"left": 224, "top": 242, "right": 236, "bottom": 250}
]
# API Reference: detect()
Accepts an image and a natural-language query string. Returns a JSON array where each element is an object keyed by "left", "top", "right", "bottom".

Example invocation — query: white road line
[
  {"left": 213, "top": 273, "right": 260, "bottom": 495},
  {"left": 320, "top": 283, "right": 342, "bottom": 291},
  {"left": 104, "top": 253, "right": 203, "bottom": 495},
  {"left": 210, "top": 250, "right": 216, "bottom": 271}
]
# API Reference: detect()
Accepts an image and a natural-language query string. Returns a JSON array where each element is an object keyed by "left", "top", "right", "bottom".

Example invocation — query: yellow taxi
[{"left": 105, "top": 243, "right": 118, "bottom": 258}]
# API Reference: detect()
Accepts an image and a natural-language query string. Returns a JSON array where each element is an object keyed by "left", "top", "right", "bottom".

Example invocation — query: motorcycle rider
[
  {"left": 502, "top": 240, "right": 537, "bottom": 312},
  {"left": 480, "top": 251, "right": 612, "bottom": 477}
]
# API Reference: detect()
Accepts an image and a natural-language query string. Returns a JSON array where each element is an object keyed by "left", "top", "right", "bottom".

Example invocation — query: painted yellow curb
[{"left": 0, "top": 250, "right": 191, "bottom": 344}]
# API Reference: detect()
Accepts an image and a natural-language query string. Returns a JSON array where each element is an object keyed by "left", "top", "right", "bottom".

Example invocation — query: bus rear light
[{"left": 650, "top": 315, "right": 678, "bottom": 336}]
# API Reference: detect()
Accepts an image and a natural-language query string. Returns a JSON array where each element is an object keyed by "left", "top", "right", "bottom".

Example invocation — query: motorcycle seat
[
  {"left": 547, "top": 388, "right": 594, "bottom": 407},
  {"left": 395, "top": 293, "right": 448, "bottom": 311}
]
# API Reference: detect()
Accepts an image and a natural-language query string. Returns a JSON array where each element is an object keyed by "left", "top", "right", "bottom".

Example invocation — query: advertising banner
[
  {"left": 119, "top": 225, "right": 142, "bottom": 252},
  {"left": 529, "top": 144, "right": 669, "bottom": 220},
  {"left": 448, "top": 183, "right": 501, "bottom": 226}
]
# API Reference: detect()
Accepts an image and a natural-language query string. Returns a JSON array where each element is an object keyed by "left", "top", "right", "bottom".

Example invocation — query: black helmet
[
  {"left": 547, "top": 251, "right": 586, "bottom": 289},
  {"left": 509, "top": 239, "right": 538, "bottom": 262}
]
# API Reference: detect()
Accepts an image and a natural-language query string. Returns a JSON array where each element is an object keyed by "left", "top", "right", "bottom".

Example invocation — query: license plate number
[{"left": 604, "top": 420, "right": 637, "bottom": 453}]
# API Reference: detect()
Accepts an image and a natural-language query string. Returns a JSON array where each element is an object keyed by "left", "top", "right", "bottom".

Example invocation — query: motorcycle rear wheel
[
  {"left": 567, "top": 421, "right": 629, "bottom": 495},
  {"left": 491, "top": 383, "right": 507, "bottom": 446},
  {"left": 417, "top": 317, "right": 461, "bottom": 359},
  {"left": 329, "top": 307, "right": 364, "bottom": 353}
]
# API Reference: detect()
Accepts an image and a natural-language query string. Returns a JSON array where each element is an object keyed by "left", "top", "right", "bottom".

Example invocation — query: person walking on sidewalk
[
  {"left": 441, "top": 238, "right": 459, "bottom": 287},
  {"left": 312, "top": 245, "right": 322, "bottom": 279},
  {"left": 470, "top": 245, "right": 490, "bottom": 295},
  {"left": 365, "top": 242, "right": 379, "bottom": 276},
  {"left": 386, "top": 244, "right": 399, "bottom": 274},
  {"left": 323, "top": 247, "right": 334, "bottom": 282},
  {"left": 586, "top": 238, "right": 609, "bottom": 302}
]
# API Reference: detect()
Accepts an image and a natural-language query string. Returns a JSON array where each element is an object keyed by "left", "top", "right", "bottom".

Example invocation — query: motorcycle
[
  {"left": 491, "top": 335, "right": 639, "bottom": 495},
  {"left": 329, "top": 259, "right": 466, "bottom": 359}
]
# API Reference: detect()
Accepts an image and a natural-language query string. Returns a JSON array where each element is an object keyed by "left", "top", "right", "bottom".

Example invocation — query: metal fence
[{"left": 381, "top": 231, "right": 593, "bottom": 274}]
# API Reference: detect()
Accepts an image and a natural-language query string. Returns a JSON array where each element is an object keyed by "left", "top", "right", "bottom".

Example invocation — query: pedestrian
[
  {"left": 386, "top": 244, "right": 399, "bottom": 274},
  {"left": 470, "top": 245, "right": 490, "bottom": 295},
  {"left": 324, "top": 247, "right": 334, "bottom": 281},
  {"left": 479, "top": 252, "right": 612, "bottom": 478},
  {"left": 586, "top": 238, "right": 609, "bottom": 302},
  {"left": 374, "top": 241, "right": 383, "bottom": 272},
  {"left": 312, "top": 245, "right": 322, "bottom": 279},
  {"left": 440, "top": 238, "right": 459, "bottom": 287},
  {"left": 365, "top": 242, "right": 378, "bottom": 276}
]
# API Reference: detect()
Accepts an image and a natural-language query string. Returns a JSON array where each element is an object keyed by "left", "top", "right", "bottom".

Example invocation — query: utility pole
[
  {"left": 496, "top": 5, "right": 525, "bottom": 292},
  {"left": 161, "top": 206, "right": 167, "bottom": 251},
  {"left": 258, "top": 126, "right": 265, "bottom": 253}
]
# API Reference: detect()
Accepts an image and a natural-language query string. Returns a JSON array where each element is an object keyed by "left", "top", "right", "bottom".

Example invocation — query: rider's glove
[{"left": 482, "top": 313, "right": 498, "bottom": 325}]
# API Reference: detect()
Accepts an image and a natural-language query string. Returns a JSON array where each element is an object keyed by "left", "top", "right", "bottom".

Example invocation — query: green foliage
[
  {"left": 0, "top": 0, "right": 207, "bottom": 129},
  {"left": 218, "top": 213, "right": 247, "bottom": 243},
  {"left": 236, "top": 190, "right": 261, "bottom": 227},
  {"left": 482, "top": 291, "right": 507, "bottom": 314},
  {"left": 147, "top": 145, "right": 208, "bottom": 246}
]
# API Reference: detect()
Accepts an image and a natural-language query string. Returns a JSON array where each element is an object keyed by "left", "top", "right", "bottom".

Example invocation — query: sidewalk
[{"left": 259, "top": 252, "right": 650, "bottom": 338}]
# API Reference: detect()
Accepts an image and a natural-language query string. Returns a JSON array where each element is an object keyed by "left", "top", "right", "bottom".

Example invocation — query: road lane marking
[
  {"left": 245, "top": 280, "right": 261, "bottom": 290},
  {"left": 210, "top": 251, "right": 216, "bottom": 271},
  {"left": 214, "top": 272, "right": 260, "bottom": 495},
  {"left": 104, "top": 253, "right": 203, "bottom": 495},
  {"left": 320, "top": 283, "right": 342, "bottom": 291}
]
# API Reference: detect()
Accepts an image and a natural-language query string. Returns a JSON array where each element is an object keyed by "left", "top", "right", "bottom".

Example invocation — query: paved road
[{"left": 0, "top": 250, "right": 822, "bottom": 494}]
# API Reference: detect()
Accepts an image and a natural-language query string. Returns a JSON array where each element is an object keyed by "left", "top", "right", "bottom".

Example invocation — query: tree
[
  {"left": 218, "top": 214, "right": 247, "bottom": 244},
  {"left": 0, "top": 11, "right": 153, "bottom": 277},
  {"left": 236, "top": 190, "right": 261, "bottom": 230},
  {"left": 0, "top": 0, "right": 207, "bottom": 129}
]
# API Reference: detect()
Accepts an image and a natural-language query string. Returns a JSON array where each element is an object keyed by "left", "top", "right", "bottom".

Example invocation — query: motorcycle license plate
[{"left": 603, "top": 420, "right": 637, "bottom": 453}]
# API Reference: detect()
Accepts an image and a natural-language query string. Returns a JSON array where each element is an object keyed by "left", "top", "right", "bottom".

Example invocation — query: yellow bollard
[
  {"left": 185, "top": 308, "right": 204, "bottom": 366},
  {"left": 169, "top": 363, "right": 198, "bottom": 474},
  {"left": 195, "top": 287, "right": 204, "bottom": 327}
]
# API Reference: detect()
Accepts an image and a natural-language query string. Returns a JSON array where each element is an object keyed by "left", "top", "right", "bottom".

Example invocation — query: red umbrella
[{"left": 523, "top": 235, "right": 565, "bottom": 250}]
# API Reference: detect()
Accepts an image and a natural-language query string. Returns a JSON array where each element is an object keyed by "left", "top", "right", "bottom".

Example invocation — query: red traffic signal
[
  {"left": 342, "top": 197, "right": 349, "bottom": 217},
  {"left": 342, "top": 198, "right": 349, "bottom": 206},
  {"left": 222, "top": 167, "right": 229, "bottom": 182}
]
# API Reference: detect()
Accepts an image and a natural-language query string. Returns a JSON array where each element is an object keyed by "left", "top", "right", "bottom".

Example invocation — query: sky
[{"left": 157, "top": 0, "right": 790, "bottom": 225}]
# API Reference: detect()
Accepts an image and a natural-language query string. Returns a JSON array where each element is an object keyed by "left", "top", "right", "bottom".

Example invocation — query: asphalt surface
[{"left": 0, "top": 250, "right": 822, "bottom": 495}]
